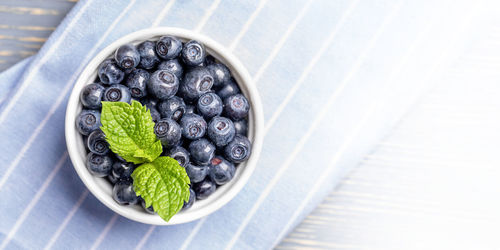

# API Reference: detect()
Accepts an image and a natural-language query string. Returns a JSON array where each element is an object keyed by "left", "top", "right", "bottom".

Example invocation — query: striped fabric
[{"left": 0, "top": 0, "right": 491, "bottom": 249}]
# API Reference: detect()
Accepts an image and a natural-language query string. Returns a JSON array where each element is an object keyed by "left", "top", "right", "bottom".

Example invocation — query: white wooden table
[{"left": 3, "top": 1, "right": 500, "bottom": 249}]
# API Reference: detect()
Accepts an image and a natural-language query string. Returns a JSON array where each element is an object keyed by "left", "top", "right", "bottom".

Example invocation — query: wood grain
[
  {"left": 0, "top": 5, "right": 60, "bottom": 15},
  {"left": 0, "top": 0, "right": 74, "bottom": 71}
]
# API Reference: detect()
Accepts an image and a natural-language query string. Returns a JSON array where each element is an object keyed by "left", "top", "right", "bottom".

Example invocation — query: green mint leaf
[
  {"left": 132, "top": 156, "right": 191, "bottom": 222},
  {"left": 100, "top": 100, "right": 162, "bottom": 164}
]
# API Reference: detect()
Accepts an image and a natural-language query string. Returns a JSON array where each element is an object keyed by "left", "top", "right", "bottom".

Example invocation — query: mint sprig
[
  {"left": 100, "top": 100, "right": 190, "bottom": 222},
  {"left": 132, "top": 157, "right": 191, "bottom": 221},
  {"left": 101, "top": 101, "right": 162, "bottom": 164}
]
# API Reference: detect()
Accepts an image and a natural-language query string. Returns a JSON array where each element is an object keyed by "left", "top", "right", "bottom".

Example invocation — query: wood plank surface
[{"left": 0, "top": 0, "right": 73, "bottom": 71}]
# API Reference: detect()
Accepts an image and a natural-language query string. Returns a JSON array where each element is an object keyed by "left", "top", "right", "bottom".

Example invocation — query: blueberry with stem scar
[
  {"left": 115, "top": 44, "right": 140, "bottom": 70},
  {"left": 147, "top": 70, "right": 179, "bottom": 100},
  {"left": 76, "top": 109, "right": 101, "bottom": 136}
]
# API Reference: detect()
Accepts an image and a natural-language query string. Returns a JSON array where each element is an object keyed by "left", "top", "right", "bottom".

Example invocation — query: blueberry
[
  {"left": 216, "top": 79, "right": 240, "bottom": 100},
  {"left": 204, "top": 55, "right": 216, "bottom": 65},
  {"left": 87, "top": 129, "right": 110, "bottom": 155},
  {"left": 83, "top": 135, "right": 89, "bottom": 151},
  {"left": 98, "top": 59, "right": 125, "bottom": 85},
  {"left": 181, "top": 40, "right": 206, "bottom": 66},
  {"left": 158, "top": 59, "right": 183, "bottom": 79},
  {"left": 158, "top": 96, "right": 186, "bottom": 121},
  {"left": 147, "top": 70, "right": 179, "bottom": 100},
  {"left": 103, "top": 84, "right": 132, "bottom": 103},
  {"left": 86, "top": 152, "right": 113, "bottom": 177},
  {"left": 107, "top": 174, "right": 118, "bottom": 184},
  {"left": 112, "top": 178, "right": 139, "bottom": 205},
  {"left": 137, "top": 41, "right": 160, "bottom": 69},
  {"left": 183, "top": 188, "right": 196, "bottom": 210},
  {"left": 123, "top": 67, "right": 134, "bottom": 76},
  {"left": 168, "top": 146, "right": 190, "bottom": 168},
  {"left": 154, "top": 118, "right": 182, "bottom": 147},
  {"left": 189, "top": 138, "right": 216, "bottom": 166},
  {"left": 180, "top": 113, "right": 207, "bottom": 140},
  {"left": 141, "top": 97, "right": 158, "bottom": 108},
  {"left": 207, "top": 63, "right": 230, "bottom": 89},
  {"left": 233, "top": 119, "right": 248, "bottom": 135},
  {"left": 224, "top": 135, "right": 252, "bottom": 163},
  {"left": 166, "top": 138, "right": 184, "bottom": 150},
  {"left": 207, "top": 116, "right": 235, "bottom": 147},
  {"left": 209, "top": 156, "right": 235, "bottom": 185},
  {"left": 125, "top": 69, "right": 149, "bottom": 98},
  {"left": 111, "top": 161, "right": 135, "bottom": 179},
  {"left": 185, "top": 163, "right": 209, "bottom": 183},
  {"left": 76, "top": 109, "right": 101, "bottom": 136},
  {"left": 141, "top": 199, "right": 155, "bottom": 214},
  {"left": 197, "top": 92, "right": 223, "bottom": 119},
  {"left": 141, "top": 98, "right": 161, "bottom": 122},
  {"left": 80, "top": 83, "right": 105, "bottom": 109},
  {"left": 224, "top": 94, "right": 249, "bottom": 120},
  {"left": 185, "top": 105, "right": 196, "bottom": 115},
  {"left": 149, "top": 106, "right": 161, "bottom": 122},
  {"left": 193, "top": 178, "right": 216, "bottom": 200},
  {"left": 114, "top": 152, "right": 127, "bottom": 163},
  {"left": 180, "top": 67, "right": 214, "bottom": 102},
  {"left": 115, "top": 44, "right": 140, "bottom": 70},
  {"left": 156, "top": 36, "right": 183, "bottom": 60}
]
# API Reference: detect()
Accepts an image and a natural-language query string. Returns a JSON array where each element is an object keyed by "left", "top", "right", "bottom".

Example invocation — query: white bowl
[{"left": 65, "top": 27, "right": 263, "bottom": 225}]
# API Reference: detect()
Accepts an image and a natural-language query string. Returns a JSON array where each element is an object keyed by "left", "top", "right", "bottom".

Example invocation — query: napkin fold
[{"left": 0, "top": 0, "right": 486, "bottom": 249}]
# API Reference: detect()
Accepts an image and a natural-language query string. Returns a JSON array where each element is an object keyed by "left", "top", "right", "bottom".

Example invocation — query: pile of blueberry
[{"left": 76, "top": 36, "right": 252, "bottom": 213}]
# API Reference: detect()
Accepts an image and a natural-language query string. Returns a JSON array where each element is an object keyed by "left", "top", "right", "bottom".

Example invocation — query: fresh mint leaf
[
  {"left": 100, "top": 100, "right": 162, "bottom": 164},
  {"left": 132, "top": 156, "right": 191, "bottom": 221}
]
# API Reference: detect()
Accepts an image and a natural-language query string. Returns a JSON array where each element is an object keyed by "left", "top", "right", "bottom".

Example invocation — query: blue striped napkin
[{"left": 0, "top": 0, "right": 486, "bottom": 249}]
